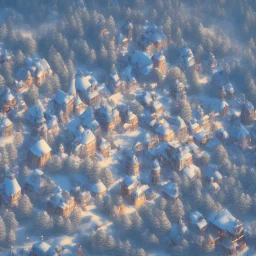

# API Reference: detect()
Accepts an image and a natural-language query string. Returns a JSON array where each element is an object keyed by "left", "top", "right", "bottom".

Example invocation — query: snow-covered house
[
  {"left": 151, "top": 159, "right": 161, "bottom": 185},
  {"left": 91, "top": 180, "right": 107, "bottom": 197},
  {"left": 73, "top": 70, "right": 100, "bottom": 105},
  {"left": 58, "top": 144, "right": 68, "bottom": 160},
  {"left": 128, "top": 50, "right": 153, "bottom": 76},
  {"left": 74, "top": 94, "right": 86, "bottom": 115},
  {"left": 230, "top": 122, "right": 250, "bottom": 149},
  {"left": 211, "top": 69, "right": 235, "bottom": 99},
  {"left": 183, "top": 164, "right": 201, "bottom": 180},
  {"left": 168, "top": 219, "right": 189, "bottom": 245},
  {"left": 98, "top": 138, "right": 111, "bottom": 158},
  {"left": 107, "top": 71, "right": 126, "bottom": 94},
  {"left": 73, "top": 126, "right": 97, "bottom": 158},
  {"left": 53, "top": 89, "right": 74, "bottom": 117},
  {"left": 219, "top": 100, "right": 229, "bottom": 117},
  {"left": 152, "top": 51, "right": 166, "bottom": 74},
  {"left": 120, "top": 176, "right": 139, "bottom": 197},
  {"left": 169, "top": 116, "right": 188, "bottom": 139},
  {"left": 179, "top": 46, "right": 195, "bottom": 71},
  {"left": 241, "top": 97, "right": 255, "bottom": 125},
  {"left": 23, "top": 169, "right": 56, "bottom": 197},
  {"left": 153, "top": 119, "right": 174, "bottom": 142},
  {"left": 215, "top": 128, "right": 229, "bottom": 144},
  {"left": 0, "top": 88, "right": 16, "bottom": 113},
  {"left": 188, "top": 119, "right": 200, "bottom": 134},
  {"left": 25, "top": 57, "right": 53, "bottom": 85},
  {"left": 208, "top": 209, "right": 245, "bottom": 254},
  {"left": 80, "top": 107, "right": 101, "bottom": 138},
  {"left": 171, "top": 79, "right": 188, "bottom": 100},
  {"left": 189, "top": 211, "right": 208, "bottom": 233},
  {"left": 121, "top": 65, "right": 136, "bottom": 90},
  {"left": 0, "top": 172, "right": 21, "bottom": 207},
  {"left": 149, "top": 100, "right": 163, "bottom": 116},
  {"left": 126, "top": 151, "right": 140, "bottom": 176},
  {"left": 95, "top": 101, "right": 121, "bottom": 132},
  {"left": 0, "top": 114, "right": 13, "bottom": 137},
  {"left": 70, "top": 186, "right": 91, "bottom": 206},
  {"left": 138, "top": 22, "right": 167, "bottom": 51},
  {"left": 10, "top": 94, "right": 28, "bottom": 118},
  {"left": 166, "top": 142, "right": 193, "bottom": 171},
  {"left": 130, "top": 185, "right": 149, "bottom": 206},
  {"left": 47, "top": 187, "right": 75, "bottom": 217},
  {"left": 121, "top": 108, "right": 138, "bottom": 130},
  {"left": 31, "top": 236, "right": 64, "bottom": 256},
  {"left": 163, "top": 181, "right": 179, "bottom": 200},
  {"left": 203, "top": 164, "right": 222, "bottom": 184},
  {"left": 15, "top": 69, "right": 33, "bottom": 92},
  {"left": 194, "top": 131, "right": 212, "bottom": 146},
  {"left": 45, "top": 113, "right": 60, "bottom": 137},
  {"left": 28, "top": 139, "right": 52, "bottom": 168}
]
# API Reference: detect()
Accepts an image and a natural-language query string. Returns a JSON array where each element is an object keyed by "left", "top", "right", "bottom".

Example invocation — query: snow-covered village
[{"left": 1, "top": 0, "right": 256, "bottom": 255}]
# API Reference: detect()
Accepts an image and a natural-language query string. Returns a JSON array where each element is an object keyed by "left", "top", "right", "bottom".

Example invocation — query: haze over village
[{"left": 1, "top": 0, "right": 256, "bottom": 255}]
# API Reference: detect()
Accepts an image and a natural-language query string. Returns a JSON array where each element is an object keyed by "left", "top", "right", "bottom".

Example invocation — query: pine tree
[
  {"left": 100, "top": 45, "right": 108, "bottom": 63},
  {"left": 130, "top": 212, "right": 143, "bottom": 236},
  {"left": 15, "top": 49, "right": 25, "bottom": 69},
  {"left": 3, "top": 211, "right": 18, "bottom": 230},
  {"left": 179, "top": 100, "right": 192, "bottom": 122},
  {"left": 118, "top": 214, "right": 132, "bottom": 232},
  {"left": 14, "top": 132, "right": 24, "bottom": 147},
  {"left": 70, "top": 208, "right": 82, "bottom": 228},
  {"left": 101, "top": 168, "right": 114, "bottom": 188},
  {"left": 95, "top": 229, "right": 107, "bottom": 253},
  {"left": 64, "top": 218, "right": 75, "bottom": 234},
  {"left": 6, "top": 144, "right": 17, "bottom": 163},
  {"left": 26, "top": 84, "right": 39, "bottom": 105},
  {"left": 89, "top": 49, "right": 97, "bottom": 65},
  {"left": 6, "top": 229, "right": 15, "bottom": 245},
  {"left": 0, "top": 23, "right": 8, "bottom": 40},
  {"left": 159, "top": 198, "right": 167, "bottom": 211},
  {"left": 0, "top": 147, "right": 9, "bottom": 169},
  {"left": 158, "top": 210, "right": 171, "bottom": 232},
  {"left": 36, "top": 211, "right": 53, "bottom": 231},
  {"left": 0, "top": 217, "right": 6, "bottom": 243},
  {"left": 106, "top": 235, "right": 116, "bottom": 252},
  {"left": 54, "top": 216, "right": 64, "bottom": 231},
  {"left": 103, "top": 194, "right": 113, "bottom": 216},
  {"left": 135, "top": 248, "right": 147, "bottom": 256},
  {"left": 18, "top": 194, "right": 33, "bottom": 218}
]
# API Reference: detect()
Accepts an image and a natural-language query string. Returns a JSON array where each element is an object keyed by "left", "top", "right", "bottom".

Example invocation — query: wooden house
[
  {"left": 120, "top": 176, "right": 139, "bottom": 197},
  {"left": 0, "top": 114, "right": 13, "bottom": 137},
  {"left": 47, "top": 187, "right": 75, "bottom": 217},
  {"left": 28, "top": 139, "right": 52, "bottom": 168},
  {"left": 0, "top": 88, "right": 16, "bottom": 113},
  {"left": 130, "top": 185, "right": 149, "bottom": 207}
]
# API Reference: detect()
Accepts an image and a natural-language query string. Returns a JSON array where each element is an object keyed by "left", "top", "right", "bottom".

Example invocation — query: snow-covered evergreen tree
[{"left": 18, "top": 194, "right": 33, "bottom": 217}]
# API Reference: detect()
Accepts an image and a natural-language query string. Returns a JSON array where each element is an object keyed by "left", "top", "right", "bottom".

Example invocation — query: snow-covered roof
[
  {"left": 131, "top": 185, "right": 149, "bottom": 197},
  {"left": 152, "top": 159, "right": 160, "bottom": 172},
  {"left": 230, "top": 122, "right": 249, "bottom": 140},
  {"left": 0, "top": 114, "right": 12, "bottom": 128},
  {"left": 224, "top": 82, "right": 234, "bottom": 93},
  {"left": 189, "top": 211, "right": 208, "bottom": 230},
  {"left": 164, "top": 182, "right": 179, "bottom": 199},
  {"left": 29, "top": 139, "right": 52, "bottom": 157},
  {"left": 123, "top": 176, "right": 138, "bottom": 189},
  {"left": 33, "top": 239, "right": 51, "bottom": 255},
  {"left": 208, "top": 209, "right": 241, "bottom": 235},
  {"left": 91, "top": 181, "right": 106, "bottom": 194},
  {"left": 1, "top": 173, "right": 21, "bottom": 196},
  {"left": 129, "top": 50, "right": 153, "bottom": 75},
  {"left": 75, "top": 128, "right": 96, "bottom": 145},
  {"left": 169, "top": 220, "right": 188, "bottom": 244},
  {"left": 54, "top": 89, "right": 74, "bottom": 105},
  {"left": 75, "top": 70, "right": 98, "bottom": 92},
  {"left": 204, "top": 164, "right": 222, "bottom": 181},
  {"left": 0, "top": 88, "right": 15, "bottom": 101},
  {"left": 183, "top": 164, "right": 200, "bottom": 179},
  {"left": 242, "top": 100, "right": 254, "bottom": 111}
]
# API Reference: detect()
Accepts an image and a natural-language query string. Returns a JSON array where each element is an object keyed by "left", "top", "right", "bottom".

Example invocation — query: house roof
[
  {"left": 29, "top": 139, "right": 52, "bottom": 157},
  {"left": 32, "top": 240, "right": 51, "bottom": 255},
  {"left": 54, "top": 89, "right": 73, "bottom": 104},
  {"left": 91, "top": 181, "right": 106, "bottom": 194},
  {"left": 183, "top": 164, "right": 200, "bottom": 179},
  {"left": 164, "top": 182, "right": 179, "bottom": 199},
  {"left": 2, "top": 173, "right": 21, "bottom": 196},
  {"left": 208, "top": 209, "right": 241, "bottom": 235}
]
